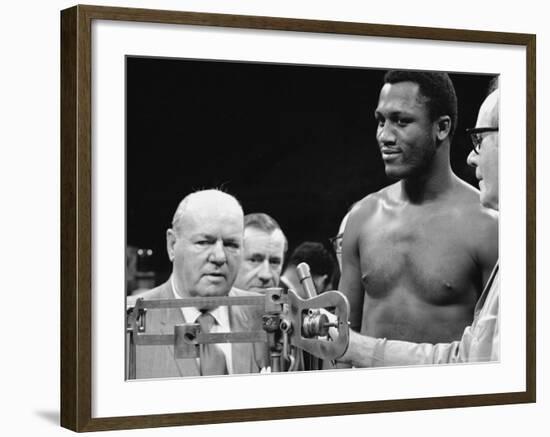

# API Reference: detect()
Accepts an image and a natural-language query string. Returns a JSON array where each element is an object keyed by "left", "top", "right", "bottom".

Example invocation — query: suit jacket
[{"left": 127, "top": 280, "right": 269, "bottom": 379}]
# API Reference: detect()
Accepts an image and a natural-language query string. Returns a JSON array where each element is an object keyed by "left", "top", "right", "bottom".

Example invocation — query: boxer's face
[{"left": 375, "top": 81, "right": 440, "bottom": 180}]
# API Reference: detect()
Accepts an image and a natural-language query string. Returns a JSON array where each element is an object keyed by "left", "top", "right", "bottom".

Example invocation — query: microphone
[{"left": 296, "top": 262, "right": 317, "bottom": 299}]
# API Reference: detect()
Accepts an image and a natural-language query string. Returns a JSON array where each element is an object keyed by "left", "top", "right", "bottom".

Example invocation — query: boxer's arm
[{"left": 338, "top": 222, "right": 364, "bottom": 333}]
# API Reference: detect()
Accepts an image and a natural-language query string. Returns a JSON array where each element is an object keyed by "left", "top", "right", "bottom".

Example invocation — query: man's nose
[
  {"left": 377, "top": 123, "right": 396, "bottom": 145},
  {"left": 466, "top": 149, "right": 478, "bottom": 168},
  {"left": 208, "top": 241, "right": 227, "bottom": 265},
  {"left": 257, "top": 260, "right": 273, "bottom": 282}
]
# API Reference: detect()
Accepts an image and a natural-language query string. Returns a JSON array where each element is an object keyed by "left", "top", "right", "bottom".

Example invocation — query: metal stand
[{"left": 126, "top": 264, "right": 350, "bottom": 378}]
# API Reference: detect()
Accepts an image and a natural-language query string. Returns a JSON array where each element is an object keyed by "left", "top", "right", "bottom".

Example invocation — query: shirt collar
[{"left": 170, "top": 275, "right": 231, "bottom": 330}]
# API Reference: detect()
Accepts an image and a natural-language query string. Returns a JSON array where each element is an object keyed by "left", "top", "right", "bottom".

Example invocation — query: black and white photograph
[{"left": 125, "top": 57, "right": 500, "bottom": 379}]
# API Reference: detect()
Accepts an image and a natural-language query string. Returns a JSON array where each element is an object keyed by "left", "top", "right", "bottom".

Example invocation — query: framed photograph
[{"left": 60, "top": 4, "right": 536, "bottom": 432}]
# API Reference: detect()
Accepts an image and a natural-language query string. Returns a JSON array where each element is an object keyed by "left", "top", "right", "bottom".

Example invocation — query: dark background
[{"left": 126, "top": 56, "right": 496, "bottom": 284}]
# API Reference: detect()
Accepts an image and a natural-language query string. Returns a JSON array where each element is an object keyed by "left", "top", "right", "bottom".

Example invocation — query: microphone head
[{"left": 296, "top": 262, "right": 312, "bottom": 281}]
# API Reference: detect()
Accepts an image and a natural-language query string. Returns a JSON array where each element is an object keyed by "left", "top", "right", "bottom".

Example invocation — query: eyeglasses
[
  {"left": 465, "top": 127, "right": 499, "bottom": 154},
  {"left": 329, "top": 233, "right": 343, "bottom": 253}
]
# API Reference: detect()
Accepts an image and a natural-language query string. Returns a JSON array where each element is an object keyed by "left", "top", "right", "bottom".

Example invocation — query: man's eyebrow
[
  {"left": 376, "top": 109, "right": 416, "bottom": 118},
  {"left": 194, "top": 233, "right": 218, "bottom": 242},
  {"left": 375, "top": 109, "right": 401, "bottom": 116},
  {"left": 224, "top": 237, "right": 240, "bottom": 244}
]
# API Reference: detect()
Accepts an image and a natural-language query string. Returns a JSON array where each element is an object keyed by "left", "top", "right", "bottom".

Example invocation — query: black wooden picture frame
[{"left": 60, "top": 4, "right": 536, "bottom": 432}]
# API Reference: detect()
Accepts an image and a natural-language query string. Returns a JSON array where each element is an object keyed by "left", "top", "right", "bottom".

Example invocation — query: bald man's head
[
  {"left": 467, "top": 89, "right": 500, "bottom": 210},
  {"left": 171, "top": 189, "right": 244, "bottom": 237},
  {"left": 166, "top": 190, "right": 244, "bottom": 299}
]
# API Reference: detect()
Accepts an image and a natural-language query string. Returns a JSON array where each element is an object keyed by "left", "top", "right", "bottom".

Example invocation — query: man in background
[
  {"left": 234, "top": 213, "right": 287, "bottom": 293},
  {"left": 280, "top": 241, "right": 338, "bottom": 297},
  {"left": 280, "top": 241, "right": 339, "bottom": 371}
]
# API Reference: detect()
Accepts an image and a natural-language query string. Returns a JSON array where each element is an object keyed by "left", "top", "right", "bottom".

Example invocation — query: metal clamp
[{"left": 284, "top": 289, "right": 350, "bottom": 361}]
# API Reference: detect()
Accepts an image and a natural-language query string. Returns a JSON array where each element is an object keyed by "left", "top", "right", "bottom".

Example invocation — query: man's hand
[
  {"left": 317, "top": 308, "right": 339, "bottom": 341},
  {"left": 317, "top": 308, "right": 353, "bottom": 367}
]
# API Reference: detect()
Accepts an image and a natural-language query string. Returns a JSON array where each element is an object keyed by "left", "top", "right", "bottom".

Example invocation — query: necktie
[{"left": 196, "top": 312, "right": 228, "bottom": 376}]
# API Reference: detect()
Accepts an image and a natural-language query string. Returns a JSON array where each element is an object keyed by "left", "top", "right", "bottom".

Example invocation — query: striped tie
[{"left": 196, "top": 312, "right": 228, "bottom": 376}]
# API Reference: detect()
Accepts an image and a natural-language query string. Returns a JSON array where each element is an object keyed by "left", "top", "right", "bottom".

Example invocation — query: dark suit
[{"left": 127, "top": 280, "right": 269, "bottom": 379}]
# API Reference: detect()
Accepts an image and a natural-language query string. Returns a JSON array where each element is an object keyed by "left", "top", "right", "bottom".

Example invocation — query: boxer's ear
[{"left": 435, "top": 115, "right": 452, "bottom": 141}]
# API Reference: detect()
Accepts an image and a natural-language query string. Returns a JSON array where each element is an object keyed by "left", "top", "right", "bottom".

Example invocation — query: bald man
[{"left": 127, "top": 189, "right": 268, "bottom": 379}]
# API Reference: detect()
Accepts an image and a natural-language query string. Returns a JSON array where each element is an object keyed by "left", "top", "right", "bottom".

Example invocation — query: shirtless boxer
[{"left": 339, "top": 71, "right": 498, "bottom": 344}]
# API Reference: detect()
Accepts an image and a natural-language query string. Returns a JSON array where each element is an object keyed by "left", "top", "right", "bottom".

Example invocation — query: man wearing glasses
[
  {"left": 339, "top": 71, "right": 498, "bottom": 351},
  {"left": 328, "top": 85, "right": 501, "bottom": 366}
]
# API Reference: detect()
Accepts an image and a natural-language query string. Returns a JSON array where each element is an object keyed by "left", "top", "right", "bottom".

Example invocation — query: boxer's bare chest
[{"left": 358, "top": 201, "right": 477, "bottom": 305}]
